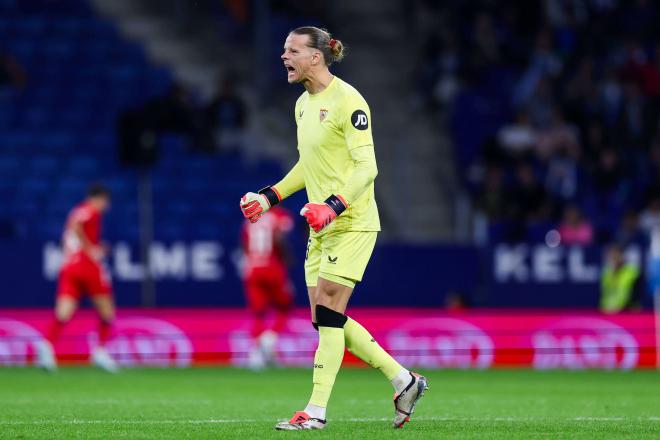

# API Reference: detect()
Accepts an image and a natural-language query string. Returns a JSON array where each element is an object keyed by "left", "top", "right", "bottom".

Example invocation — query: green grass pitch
[{"left": 0, "top": 367, "right": 658, "bottom": 439}]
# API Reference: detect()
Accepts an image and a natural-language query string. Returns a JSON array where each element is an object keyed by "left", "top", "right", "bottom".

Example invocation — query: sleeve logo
[{"left": 351, "top": 110, "right": 369, "bottom": 130}]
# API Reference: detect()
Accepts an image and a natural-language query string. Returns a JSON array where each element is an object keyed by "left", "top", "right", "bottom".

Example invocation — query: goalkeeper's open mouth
[{"left": 284, "top": 63, "right": 297, "bottom": 80}]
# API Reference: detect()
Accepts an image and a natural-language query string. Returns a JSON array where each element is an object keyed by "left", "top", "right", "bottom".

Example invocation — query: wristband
[
  {"left": 324, "top": 194, "right": 348, "bottom": 216},
  {"left": 258, "top": 186, "right": 281, "bottom": 207}
]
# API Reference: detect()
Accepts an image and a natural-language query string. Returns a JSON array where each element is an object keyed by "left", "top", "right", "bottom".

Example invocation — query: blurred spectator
[
  {"left": 582, "top": 119, "right": 607, "bottom": 167},
  {"left": 558, "top": 205, "right": 593, "bottom": 246},
  {"left": 617, "top": 39, "right": 646, "bottom": 86},
  {"left": 144, "top": 83, "right": 206, "bottom": 143},
  {"left": 440, "top": 1, "right": 660, "bottom": 247},
  {"left": 513, "top": 28, "right": 562, "bottom": 116},
  {"left": 444, "top": 290, "right": 470, "bottom": 311},
  {"left": 544, "top": 143, "right": 581, "bottom": 202},
  {"left": 599, "top": 68, "right": 624, "bottom": 126},
  {"left": 118, "top": 83, "right": 212, "bottom": 161},
  {"left": 613, "top": 81, "right": 649, "bottom": 149},
  {"left": 0, "top": 51, "right": 27, "bottom": 92},
  {"left": 520, "top": 76, "right": 556, "bottom": 129},
  {"left": 0, "top": 52, "right": 26, "bottom": 88},
  {"left": 428, "top": 29, "right": 462, "bottom": 109},
  {"left": 562, "top": 57, "right": 598, "bottom": 129},
  {"left": 641, "top": 139, "right": 660, "bottom": 196},
  {"left": 469, "top": 12, "right": 500, "bottom": 71},
  {"left": 536, "top": 108, "right": 579, "bottom": 160},
  {"left": 600, "top": 244, "right": 644, "bottom": 313},
  {"left": 496, "top": 111, "right": 537, "bottom": 159},
  {"left": 474, "top": 166, "right": 507, "bottom": 222},
  {"left": 0, "top": 219, "right": 15, "bottom": 238},
  {"left": 616, "top": 210, "right": 647, "bottom": 247},
  {"left": 206, "top": 75, "right": 247, "bottom": 152},
  {"left": 473, "top": 165, "right": 509, "bottom": 244},
  {"left": 591, "top": 148, "right": 625, "bottom": 196},
  {"left": 641, "top": 43, "right": 660, "bottom": 97},
  {"left": 510, "top": 163, "right": 551, "bottom": 222},
  {"left": 639, "top": 197, "right": 660, "bottom": 235}
]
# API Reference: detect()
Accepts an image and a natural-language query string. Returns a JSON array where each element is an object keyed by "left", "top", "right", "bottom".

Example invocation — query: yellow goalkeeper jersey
[{"left": 293, "top": 76, "right": 380, "bottom": 233}]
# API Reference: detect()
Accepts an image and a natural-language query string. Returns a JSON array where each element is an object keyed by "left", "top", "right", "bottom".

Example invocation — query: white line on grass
[{"left": 1, "top": 416, "right": 659, "bottom": 425}]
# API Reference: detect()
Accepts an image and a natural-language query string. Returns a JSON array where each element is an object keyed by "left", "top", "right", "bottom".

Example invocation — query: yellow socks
[
  {"left": 307, "top": 307, "right": 407, "bottom": 412},
  {"left": 309, "top": 326, "right": 345, "bottom": 408},
  {"left": 344, "top": 317, "right": 403, "bottom": 381},
  {"left": 308, "top": 305, "right": 347, "bottom": 409}
]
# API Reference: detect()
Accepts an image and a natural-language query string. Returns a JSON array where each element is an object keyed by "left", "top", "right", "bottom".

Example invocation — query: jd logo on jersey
[
  {"left": 351, "top": 110, "right": 368, "bottom": 130},
  {"left": 327, "top": 255, "right": 338, "bottom": 264},
  {"left": 319, "top": 108, "right": 328, "bottom": 122}
]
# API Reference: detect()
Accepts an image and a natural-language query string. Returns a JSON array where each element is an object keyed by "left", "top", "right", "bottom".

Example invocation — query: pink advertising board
[{"left": 0, "top": 309, "right": 655, "bottom": 369}]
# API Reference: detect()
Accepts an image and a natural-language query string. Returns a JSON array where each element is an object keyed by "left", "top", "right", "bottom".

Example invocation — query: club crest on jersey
[{"left": 319, "top": 108, "right": 329, "bottom": 122}]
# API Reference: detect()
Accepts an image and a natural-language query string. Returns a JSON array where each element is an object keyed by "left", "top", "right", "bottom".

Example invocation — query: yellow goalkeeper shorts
[{"left": 304, "top": 230, "right": 378, "bottom": 289}]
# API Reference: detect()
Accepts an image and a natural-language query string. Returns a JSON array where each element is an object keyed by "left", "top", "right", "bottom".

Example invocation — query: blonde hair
[{"left": 291, "top": 26, "right": 345, "bottom": 66}]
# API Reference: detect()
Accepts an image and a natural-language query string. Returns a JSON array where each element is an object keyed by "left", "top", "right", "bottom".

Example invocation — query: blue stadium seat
[
  {"left": 11, "top": 200, "right": 41, "bottom": 217},
  {"left": 0, "top": 16, "right": 9, "bottom": 33},
  {"left": 38, "top": 221, "right": 63, "bottom": 240},
  {"left": 30, "top": 155, "right": 59, "bottom": 173},
  {"left": 38, "top": 39, "right": 76, "bottom": 60},
  {"left": 37, "top": 132, "right": 76, "bottom": 153},
  {"left": 67, "top": 157, "right": 99, "bottom": 176},
  {"left": 22, "top": 108, "right": 52, "bottom": 129},
  {"left": 0, "top": 3, "right": 281, "bottom": 242},
  {"left": 0, "top": 106, "right": 11, "bottom": 129},
  {"left": 51, "top": 17, "right": 84, "bottom": 36},
  {"left": 0, "top": 0, "right": 17, "bottom": 12},
  {"left": 21, "top": 177, "right": 52, "bottom": 196},
  {"left": 0, "top": 157, "right": 21, "bottom": 177},
  {"left": 0, "top": 131, "right": 34, "bottom": 152},
  {"left": 0, "top": 180, "right": 18, "bottom": 202},
  {"left": 6, "top": 40, "right": 38, "bottom": 61}
]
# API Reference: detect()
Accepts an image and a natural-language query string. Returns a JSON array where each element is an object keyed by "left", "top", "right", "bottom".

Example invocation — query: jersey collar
[{"left": 308, "top": 75, "right": 338, "bottom": 100}]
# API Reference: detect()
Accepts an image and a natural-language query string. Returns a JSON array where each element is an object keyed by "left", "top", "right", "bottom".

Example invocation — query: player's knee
[
  {"left": 54, "top": 312, "right": 72, "bottom": 324},
  {"left": 315, "top": 286, "right": 341, "bottom": 310},
  {"left": 55, "top": 305, "right": 75, "bottom": 322},
  {"left": 315, "top": 304, "right": 347, "bottom": 328},
  {"left": 97, "top": 307, "right": 115, "bottom": 323}
]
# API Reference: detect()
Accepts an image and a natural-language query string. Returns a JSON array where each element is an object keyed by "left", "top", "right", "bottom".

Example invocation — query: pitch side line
[{"left": 1, "top": 416, "right": 659, "bottom": 425}]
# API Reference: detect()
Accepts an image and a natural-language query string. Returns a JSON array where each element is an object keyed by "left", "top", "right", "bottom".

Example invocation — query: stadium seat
[
  {"left": 0, "top": 0, "right": 276, "bottom": 243},
  {"left": 0, "top": 157, "right": 21, "bottom": 177}
]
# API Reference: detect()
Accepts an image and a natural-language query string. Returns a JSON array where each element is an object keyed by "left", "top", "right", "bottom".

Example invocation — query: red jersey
[
  {"left": 241, "top": 207, "right": 293, "bottom": 270},
  {"left": 62, "top": 201, "right": 102, "bottom": 261}
]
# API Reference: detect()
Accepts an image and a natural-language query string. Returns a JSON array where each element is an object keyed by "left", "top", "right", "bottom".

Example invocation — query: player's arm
[
  {"left": 336, "top": 145, "right": 377, "bottom": 203},
  {"left": 273, "top": 160, "right": 306, "bottom": 199},
  {"left": 240, "top": 160, "right": 305, "bottom": 222},
  {"left": 67, "top": 218, "right": 102, "bottom": 260},
  {"left": 301, "top": 97, "right": 375, "bottom": 232}
]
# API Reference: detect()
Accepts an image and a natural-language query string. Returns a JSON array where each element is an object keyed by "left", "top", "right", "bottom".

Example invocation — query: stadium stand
[
  {"left": 418, "top": 1, "right": 660, "bottom": 245},
  {"left": 0, "top": 0, "right": 282, "bottom": 243}
]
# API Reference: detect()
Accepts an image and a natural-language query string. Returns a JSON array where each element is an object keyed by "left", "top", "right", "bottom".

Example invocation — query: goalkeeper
[{"left": 240, "top": 26, "right": 428, "bottom": 431}]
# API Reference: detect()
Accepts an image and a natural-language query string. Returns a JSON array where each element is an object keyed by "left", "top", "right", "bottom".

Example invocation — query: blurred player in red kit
[
  {"left": 240, "top": 205, "right": 295, "bottom": 369},
  {"left": 36, "top": 184, "right": 119, "bottom": 372}
]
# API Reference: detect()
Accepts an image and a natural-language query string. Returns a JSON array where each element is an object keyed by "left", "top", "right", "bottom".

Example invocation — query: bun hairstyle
[{"left": 291, "top": 26, "right": 345, "bottom": 65}]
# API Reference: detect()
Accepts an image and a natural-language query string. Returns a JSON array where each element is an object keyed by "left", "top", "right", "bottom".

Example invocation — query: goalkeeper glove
[
  {"left": 300, "top": 194, "right": 348, "bottom": 232},
  {"left": 240, "top": 186, "right": 281, "bottom": 223}
]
